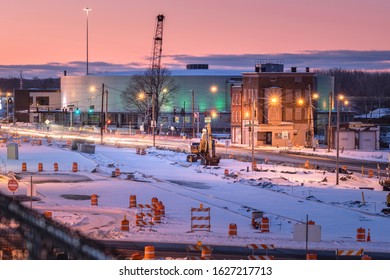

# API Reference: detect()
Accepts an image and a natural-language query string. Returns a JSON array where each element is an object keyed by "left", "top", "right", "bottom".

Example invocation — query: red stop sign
[{"left": 8, "top": 179, "right": 19, "bottom": 192}]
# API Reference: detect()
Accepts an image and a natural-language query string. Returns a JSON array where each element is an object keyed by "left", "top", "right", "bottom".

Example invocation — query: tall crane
[
  {"left": 151, "top": 14, "right": 165, "bottom": 73},
  {"left": 150, "top": 14, "right": 165, "bottom": 146}
]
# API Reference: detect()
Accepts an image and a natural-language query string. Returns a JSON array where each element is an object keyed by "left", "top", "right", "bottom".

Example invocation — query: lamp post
[
  {"left": 327, "top": 92, "right": 333, "bottom": 152},
  {"left": 83, "top": 7, "right": 92, "bottom": 75},
  {"left": 336, "top": 94, "right": 348, "bottom": 185},
  {"left": 191, "top": 90, "right": 195, "bottom": 138}
]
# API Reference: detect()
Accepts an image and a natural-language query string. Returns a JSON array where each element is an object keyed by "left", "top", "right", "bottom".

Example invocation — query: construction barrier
[
  {"left": 228, "top": 223, "right": 237, "bottom": 237},
  {"left": 72, "top": 162, "right": 78, "bottom": 172},
  {"left": 367, "top": 228, "right": 371, "bottom": 242},
  {"left": 151, "top": 197, "right": 159, "bottom": 206},
  {"left": 356, "top": 227, "right": 366, "bottom": 242},
  {"left": 248, "top": 255, "right": 275, "bottom": 260},
  {"left": 368, "top": 169, "right": 374, "bottom": 178},
  {"left": 115, "top": 168, "right": 120, "bottom": 177},
  {"left": 144, "top": 246, "right": 155, "bottom": 260},
  {"left": 121, "top": 216, "right": 129, "bottom": 231},
  {"left": 304, "top": 160, "right": 310, "bottom": 169},
  {"left": 22, "top": 162, "right": 27, "bottom": 172},
  {"left": 361, "top": 255, "right": 372, "bottom": 260},
  {"left": 336, "top": 249, "right": 364, "bottom": 258},
  {"left": 261, "top": 217, "right": 270, "bottom": 233},
  {"left": 131, "top": 252, "right": 143, "bottom": 260},
  {"left": 157, "top": 201, "right": 165, "bottom": 217},
  {"left": 54, "top": 163, "right": 58, "bottom": 172},
  {"left": 224, "top": 169, "right": 229, "bottom": 176},
  {"left": 186, "top": 243, "right": 213, "bottom": 260},
  {"left": 136, "top": 148, "right": 140, "bottom": 154},
  {"left": 38, "top": 163, "right": 43, "bottom": 172},
  {"left": 38, "top": 139, "right": 42, "bottom": 146},
  {"left": 91, "top": 194, "right": 98, "bottom": 206},
  {"left": 129, "top": 195, "right": 137, "bottom": 208},
  {"left": 190, "top": 205, "right": 211, "bottom": 232},
  {"left": 252, "top": 161, "right": 257, "bottom": 171},
  {"left": 140, "top": 149, "right": 146, "bottom": 155},
  {"left": 306, "top": 253, "right": 317, "bottom": 260},
  {"left": 44, "top": 211, "right": 52, "bottom": 219},
  {"left": 153, "top": 209, "right": 161, "bottom": 224}
]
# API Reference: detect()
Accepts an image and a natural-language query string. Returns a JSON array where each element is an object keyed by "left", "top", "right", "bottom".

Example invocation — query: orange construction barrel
[
  {"left": 224, "top": 169, "right": 229, "bottom": 176},
  {"left": 22, "top": 162, "right": 27, "bottom": 172},
  {"left": 361, "top": 255, "right": 372, "bottom": 260},
  {"left": 308, "top": 220, "right": 315, "bottom": 225},
  {"left": 121, "top": 216, "right": 129, "bottom": 231},
  {"left": 91, "top": 194, "right": 98, "bottom": 206},
  {"left": 228, "top": 223, "right": 237, "bottom": 237},
  {"left": 261, "top": 217, "right": 270, "bottom": 233},
  {"left": 368, "top": 169, "right": 374, "bottom": 178},
  {"left": 44, "top": 211, "right": 52, "bottom": 219},
  {"left": 201, "top": 247, "right": 212, "bottom": 259},
  {"left": 157, "top": 201, "right": 165, "bottom": 217},
  {"left": 115, "top": 168, "right": 120, "bottom": 177},
  {"left": 72, "top": 162, "right": 78, "bottom": 172},
  {"left": 306, "top": 253, "right": 317, "bottom": 260},
  {"left": 151, "top": 197, "right": 159, "bottom": 206},
  {"left": 136, "top": 148, "right": 140, "bottom": 154},
  {"left": 129, "top": 195, "right": 137, "bottom": 208},
  {"left": 356, "top": 227, "right": 366, "bottom": 242},
  {"left": 153, "top": 209, "right": 161, "bottom": 224},
  {"left": 38, "top": 163, "right": 43, "bottom": 172},
  {"left": 54, "top": 163, "right": 59, "bottom": 172},
  {"left": 144, "top": 246, "right": 155, "bottom": 260}
]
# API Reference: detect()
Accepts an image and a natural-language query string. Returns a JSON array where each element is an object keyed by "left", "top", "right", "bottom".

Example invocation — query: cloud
[
  {"left": 165, "top": 50, "right": 390, "bottom": 72},
  {"left": 1, "top": 50, "right": 389, "bottom": 78}
]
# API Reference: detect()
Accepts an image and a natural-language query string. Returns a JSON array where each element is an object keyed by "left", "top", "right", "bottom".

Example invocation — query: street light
[
  {"left": 297, "top": 87, "right": 319, "bottom": 148},
  {"left": 83, "top": 7, "right": 92, "bottom": 75},
  {"left": 336, "top": 94, "right": 348, "bottom": 185}
]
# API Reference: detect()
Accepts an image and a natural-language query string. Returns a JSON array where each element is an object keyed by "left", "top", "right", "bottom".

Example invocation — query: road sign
[
  {"left": 282, "top": 131, "right": 289, "bottom": 139},
  {"left": 8, "top": 179, "right": 19, "bottom": 192}
]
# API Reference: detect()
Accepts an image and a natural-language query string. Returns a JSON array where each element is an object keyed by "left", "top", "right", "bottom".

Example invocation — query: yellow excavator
[{"left": 187, "top": 123, "right": 220, "bottom": 166}]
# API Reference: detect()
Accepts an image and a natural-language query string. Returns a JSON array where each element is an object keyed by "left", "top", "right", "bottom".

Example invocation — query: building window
[
  {"left": 295, "top": 108, "right": 302, "bottom": 120},
  {"left": 285, "top": 108, "right": 293, "bottom": 121},
  {"left": 36, "top": 96, "right": 49, "bottom": 106}
]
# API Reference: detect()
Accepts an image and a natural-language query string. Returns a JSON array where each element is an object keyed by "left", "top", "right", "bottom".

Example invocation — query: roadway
[{"left": 102, "top": 240, "right": 390, "bottom": 260}]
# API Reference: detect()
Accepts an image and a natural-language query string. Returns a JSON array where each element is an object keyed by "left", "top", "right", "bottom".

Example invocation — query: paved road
[{"left": 102, "top": 240, "right": 390, "bottom": 260}]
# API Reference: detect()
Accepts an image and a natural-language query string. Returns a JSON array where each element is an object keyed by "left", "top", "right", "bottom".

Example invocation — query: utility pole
[
  {"left": 251, "top": 99, "right": 255, "bottom": 170},
  {"left": 191, "top": 90, "right": 195, "bottom": 138},
  {"left": 100, "top": 83, "right": 104, "bottom": 144},
  {"left": 327, "top": 92, "right": 333, "bottom": 152}
]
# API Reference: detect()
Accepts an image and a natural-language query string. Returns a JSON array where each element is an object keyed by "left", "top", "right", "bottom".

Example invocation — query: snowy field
[{"left": 1, "top": 138, "right": 390, "bottom": 255}]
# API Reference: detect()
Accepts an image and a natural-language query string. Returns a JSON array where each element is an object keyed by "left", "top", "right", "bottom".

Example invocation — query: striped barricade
[
  {"left": 186, "top": 244, "right": 213, "bottom": 260},
  {"left": 336, "top": 249, "right": 364, "bottom": 259},
  {"left": 138, "top": 204, "right": 153, "bottom": 210},
  {"left": 190, "top": 206, "right": 211, "bottom": 232},
  {"left": 246, "top": 244, "right": 275, "bottom": 260},
  {"left": 248, "top": 255, "right": 275, "bottom": 260}
]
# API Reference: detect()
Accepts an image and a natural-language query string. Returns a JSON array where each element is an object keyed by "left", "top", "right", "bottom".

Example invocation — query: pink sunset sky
[{"left": 0, "top": 0, "right": 389, "bottom": 77}]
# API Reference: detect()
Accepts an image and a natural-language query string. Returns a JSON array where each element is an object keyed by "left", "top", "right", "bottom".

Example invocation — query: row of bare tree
[{"left": 319, "top": 69, "right": 390, "bottom": 113}]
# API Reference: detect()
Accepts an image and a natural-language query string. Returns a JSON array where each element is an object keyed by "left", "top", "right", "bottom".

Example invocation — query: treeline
[
  {"left": 319, "top": 69, "right": 390, "bottom": 113},
  {"left": 0, "top": 77, "right": 60, "bottom": 92}
]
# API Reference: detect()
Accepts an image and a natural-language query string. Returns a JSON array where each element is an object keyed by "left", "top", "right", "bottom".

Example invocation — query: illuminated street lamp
[{"left": 336, "top": 94, "right": 348, "bottom": 185}]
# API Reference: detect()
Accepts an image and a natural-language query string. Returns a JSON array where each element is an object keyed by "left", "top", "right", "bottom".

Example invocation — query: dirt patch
[{"left": 60, "top": 194, "right": 93, "bottom": 200}]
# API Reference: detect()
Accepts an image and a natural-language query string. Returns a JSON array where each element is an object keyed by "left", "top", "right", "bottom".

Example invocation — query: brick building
[{"left": 231, "top": 62, "right": 316, "bottom": 147}]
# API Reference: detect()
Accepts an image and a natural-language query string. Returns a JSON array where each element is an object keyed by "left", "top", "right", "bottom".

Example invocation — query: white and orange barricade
[
  {"left": 186, "top": 243, "right": 213, "bottom": 260},
  {"left": 336, "top": 249, "right": 364, "bottom": 259},
  {"left": 246, "top": 244, "right": 275, "bottom": 260},
  {"left": 190, "top": 205, "right": 211, "bottom": 232}
]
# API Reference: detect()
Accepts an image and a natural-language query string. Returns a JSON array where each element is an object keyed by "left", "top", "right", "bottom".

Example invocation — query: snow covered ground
[{"left": 1, "top": 138, "right": 390, "bottom": 256}]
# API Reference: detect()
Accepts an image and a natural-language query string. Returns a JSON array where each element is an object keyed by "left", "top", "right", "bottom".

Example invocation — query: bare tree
[{"left": 121, "top": 67, "right": 178, "bottom": 130}]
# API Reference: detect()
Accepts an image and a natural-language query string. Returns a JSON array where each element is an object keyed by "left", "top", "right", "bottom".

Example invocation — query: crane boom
[{"left": 151, "top": 14, "right": 165, "bottom": 72}]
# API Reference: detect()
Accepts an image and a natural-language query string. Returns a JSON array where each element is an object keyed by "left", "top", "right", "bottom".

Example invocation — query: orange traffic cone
[{"left": 367, "top": 228, "right": 371, "bottom": 242}]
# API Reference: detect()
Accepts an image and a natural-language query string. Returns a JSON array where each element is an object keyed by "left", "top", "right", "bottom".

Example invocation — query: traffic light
[
  {"left": 106, "top": 119, "right": 111, "bottom": 125},
  {"left": 173, "top": 108, "right": 177, "bottom": 115},
  {"left": 88, "top": 105, "right": 94, "bottom": 114},
  {"left": 180, "top": 108, "right": 185, "bottom": 117},
  {"left": 75, "top": 108, "right": 80, "bottom": 114}
]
